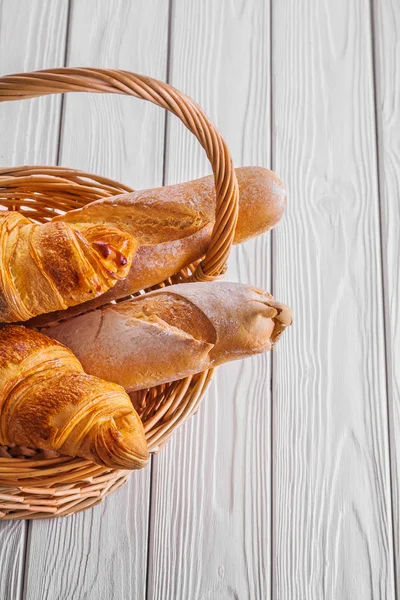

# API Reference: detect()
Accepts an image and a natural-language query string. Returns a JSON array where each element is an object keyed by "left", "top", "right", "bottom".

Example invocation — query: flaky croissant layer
[
  {"left": 0, "top": 325, "right": 149, "bottom": 469},
  {"left": 0, "top": 211, "right": 137, "bottom": 322}
]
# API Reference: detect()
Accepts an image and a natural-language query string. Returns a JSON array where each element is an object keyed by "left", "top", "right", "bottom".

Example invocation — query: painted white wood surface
[
  {"left": 0, "top": 0, "right": 398, "bottom": 598},
  {"left": 373, "top": 0, "right": 400, "bottom": 593},
  {"left": 272, "top": 0, "right": 395, "bottom": 598},
  {"left": 56, "top": 0, "right": 168, "bottom": 190},
  {"left": 21, "top": 2, "right": 169, "bottom": 599},
  {"left": 0, "top": 1, "right": 68, "bottom": 598},
  {"left": 23, "top": 474, "right": 151, "bottom": 600},
  {"left": 147, "top": 1, "right": 273, "bottom": 599}
]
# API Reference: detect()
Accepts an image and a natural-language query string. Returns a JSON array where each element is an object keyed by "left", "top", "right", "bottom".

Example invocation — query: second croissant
[{"left": 0, "top": 325, "right": 149, "bottom": 469}]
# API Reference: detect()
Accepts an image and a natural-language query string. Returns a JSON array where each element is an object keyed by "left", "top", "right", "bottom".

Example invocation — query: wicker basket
[{"left": 0, "top": 68, "right": 239, "bottom": 519}]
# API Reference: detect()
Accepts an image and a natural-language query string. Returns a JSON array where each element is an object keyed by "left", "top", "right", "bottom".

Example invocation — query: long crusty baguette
[
  {"left": 0, "top": 211, "right": 137, "bottom": 322},
  {"left": 56, "top": 166, "right": 285, "bottom": 246},
  {"left": 32, "top": 166, "right": 286, "bottom": 326},
  {"left": 37, "top": 282, "right": 292, "bottom": 392},
  {"left": 0, "top": 325, "right": 148, "bottom": 469}
]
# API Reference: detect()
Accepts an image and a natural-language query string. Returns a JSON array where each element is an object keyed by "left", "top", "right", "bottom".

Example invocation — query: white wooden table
[{"left": 0, "top": 0, "right": 399, "bottom": 598}]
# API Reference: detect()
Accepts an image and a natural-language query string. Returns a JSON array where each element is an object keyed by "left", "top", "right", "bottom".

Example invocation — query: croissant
[
  {"left": 38, "top": 282, "right": 293, "bottom": 392},
  {"left": 33, "top": 166, "right": 286, "bottom": 326},
  {"left": 0, "top": 325, "right": 149, "bottom": 469},
  {"left": 0, "top": 211, "right": 137, "bottom": 322}
]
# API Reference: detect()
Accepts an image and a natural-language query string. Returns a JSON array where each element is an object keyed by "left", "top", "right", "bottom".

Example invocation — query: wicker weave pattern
[{"left": 0, "top": 68, "right": 237, "bottom": 519}]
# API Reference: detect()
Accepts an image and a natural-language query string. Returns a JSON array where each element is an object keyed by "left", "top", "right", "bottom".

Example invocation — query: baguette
[
  {"left": 33, "top": 166, "right": 286, "bottom": 326},
  {"left": 37, "top": 282, "right": 292, "bottom": 392},
  {"left": 0, "top": 211, "right": 137, "bottom": 322},
  {"left": 56, "top": 166, "right": 285, "bottom": 246},
  {"left": 0, "top": 325, "right": 148, "bottom": 469}
]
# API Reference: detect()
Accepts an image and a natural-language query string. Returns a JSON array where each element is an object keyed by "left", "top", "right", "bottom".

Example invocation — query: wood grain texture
[
  {"left": 0, "top": 0, "right": 68, "bottom": 166},
  {"left": 58, "top": 0, "right": 169, "bottom": 189},
  {"left": 0, "top": 1, "right": 68, "bottom": 598},
  {"left": 147, "top": 1, "right": 273, "bottom": 598},
  {"left": 0, "top": 521, "right": 26, "bottom": 600},
  {"left": 24, "top": 472, "right": 150, "bottom": 600},
  {"left": 1, "top": 2, "right": 397, "bottom": 599},
  {"left": 23, "top": 2, "right": 169, "bottom": 599},
  {"left": 372, "top": 0, "right": 400, "bottom": 593},
  {"left": 272, "top": 0, "right": 395, "bottom": 597}
]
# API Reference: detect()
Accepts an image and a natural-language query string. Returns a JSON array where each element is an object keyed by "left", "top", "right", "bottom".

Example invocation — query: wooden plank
[
  {"left": 57, "top": 0, "right": 169, "bottom": 189},
  {"left": 0, "top": 0, "right": 68, "bottom": 165},
  {"left": 22, "top": 2, "right": 169, "bottom": 599},
  {"left": 0, "top": 521, "right": 26, "bottom": 600},
  {"left": 147, "top": 1, "right": 272, "bottom": 598},
  {"left": 372, "top": 0, "right": 400, "bottom": 593},
  {"left": 23, "top": 473, "right": 150, "bottom": 600},
  {"left": 0, "top": 1, "right": 69, "bottom": 598},
  {"left": 272, "top": 0, "right": 395, "bottom": 597}
]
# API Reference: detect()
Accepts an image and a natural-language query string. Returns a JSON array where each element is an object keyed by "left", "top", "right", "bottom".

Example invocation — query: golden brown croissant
[
  {"left": 38, "top": 282, "right": 292, "bottom": 392},
  {"left": 0, "top": 211, "right": 137, "bottom": 322},
  {"left": 32, "top": 167, "right": 286, "bottom": 326},
  {"left": 0, "top": 325, "right": 149, "bottom": 469}
]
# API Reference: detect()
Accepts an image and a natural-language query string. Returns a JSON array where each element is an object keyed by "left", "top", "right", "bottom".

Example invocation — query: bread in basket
[{"left": 0, "top": 69, "right": 290, "bottom": 519}]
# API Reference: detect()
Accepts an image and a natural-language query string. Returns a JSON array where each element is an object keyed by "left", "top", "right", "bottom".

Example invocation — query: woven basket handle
[{"left": 0, "top": 68, "right": 239, "bottom": 281}]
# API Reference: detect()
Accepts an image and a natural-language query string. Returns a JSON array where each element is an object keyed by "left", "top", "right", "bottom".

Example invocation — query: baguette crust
[
  {"left": 38, "top": 282, "right": 292, "bottom": 392},
  {"left": 57, "top": 166, "right": 286, "bottom": 246},
  {"left": 0, "top": 325, "right": 148, "bottom": 469},
  {"left": 32, "top": 167, "right": 286, "bottom": 325}
]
